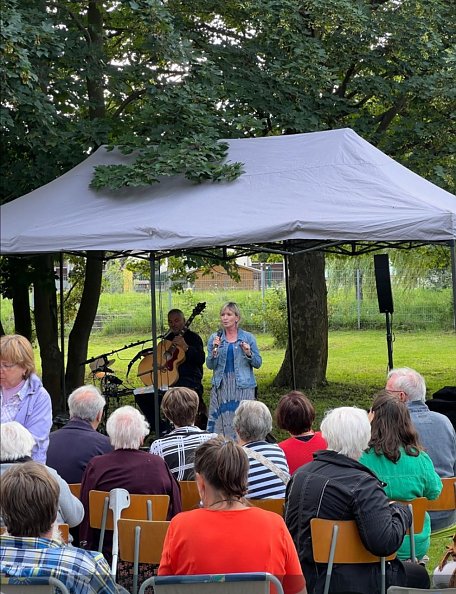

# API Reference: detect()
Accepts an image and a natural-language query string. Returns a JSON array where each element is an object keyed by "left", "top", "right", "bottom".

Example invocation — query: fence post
[
  {"left": 356, "top": 268, "right": 361, "bottom": 330},
  {"left": 261, "top": 263, "right": 266, "bottom": 333},
  {"left": 451, "top": 240, "right": 456, "bottom": 332}
]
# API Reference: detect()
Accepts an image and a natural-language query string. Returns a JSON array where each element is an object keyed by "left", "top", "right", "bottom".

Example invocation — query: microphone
[{"left": 212, "top": 329, "right": 223, "bottom": 357}]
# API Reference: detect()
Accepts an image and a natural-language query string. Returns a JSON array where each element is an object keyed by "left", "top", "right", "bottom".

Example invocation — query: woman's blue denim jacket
[{"left": 206, "top": 328, "right": 262, "bottom": 389}]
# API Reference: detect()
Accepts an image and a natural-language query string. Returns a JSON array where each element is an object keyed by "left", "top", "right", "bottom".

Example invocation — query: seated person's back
[
  {"left": 149, "top": 387, "right": 216, "bottom": 480},
  {"left": 0, "top": 461, "right": 117, "bottom": 594},
  {"left": 234, "top": 400, "right": 289, "bottom": 498},
  {"left": 46, "top": 385, "right": 112, "bottom": 484},
  {"left": 159, "top": 436, "right": 305, "bottom": 594}
]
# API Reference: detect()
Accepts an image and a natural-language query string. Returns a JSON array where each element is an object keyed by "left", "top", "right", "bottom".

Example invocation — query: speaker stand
[{"left": 385, "top": 311, "right": 394, "bottom": 371}]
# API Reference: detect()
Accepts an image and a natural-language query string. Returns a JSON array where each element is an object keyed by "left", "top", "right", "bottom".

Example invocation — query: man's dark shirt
[
  {"left": 46, "top": 418, "right": 112, "bottom": 484},
  {"left": 164, "top": 328, "right": 205, "bottom": 396}
]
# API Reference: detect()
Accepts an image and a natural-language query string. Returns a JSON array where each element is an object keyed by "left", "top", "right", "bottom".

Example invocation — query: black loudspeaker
[{"left": 374, "top": 254, "right": 394, "bottom": 314}]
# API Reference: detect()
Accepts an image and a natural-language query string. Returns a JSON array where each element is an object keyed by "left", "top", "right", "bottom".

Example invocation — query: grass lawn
[{"left": 85, "top": 328, "right": 455, "bottom": 573}]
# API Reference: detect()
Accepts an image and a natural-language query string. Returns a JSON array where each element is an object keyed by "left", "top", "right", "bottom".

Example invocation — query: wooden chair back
[
  {"left": 311, "top": 517, "right": 396, "bottom": 594},
  {"left": 178, "top": 481, "right": 200, "bottom": 512},
  {"left": 89, "top": 490, "right": 170, "bottom": 530},
  {"left": 118, "top": 518, "right": 170, "bottom": 564},
  {"left": 311, "top": 518, "right": 396, "bottom": 564},
  {"left": 58, "top": 523, "right": 69, "bottom": 544},
  {"left": 396, "top": 497, "right": 427, "bottom": 534},
  {"left": 426, "top": 477, "right": 456, "bottom": 511},
  {"left": 69, "top": 483, "right": 81, "bottom": 499},
  {"left": 118, "top": 519, "right": 170, "bottom": 594},
  {"left": 248, "top": 498, "right": 285, "bottom": 516}
]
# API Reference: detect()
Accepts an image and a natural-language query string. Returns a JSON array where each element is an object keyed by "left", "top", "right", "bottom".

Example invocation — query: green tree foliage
[{"left": 1, "top": 0, "right": 454, "bottom": 400}]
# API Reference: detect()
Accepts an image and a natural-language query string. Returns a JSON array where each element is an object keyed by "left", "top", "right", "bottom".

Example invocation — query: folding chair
[
  {"left": 57, "top": 523, "right": 69, "bottom": 544},
  {"left": 117, "top": 519, "right": 170, "bottom": 594},
  {"left": 139, "top": 572, "right": 285, "bottom": 594},
  {"left": 68, "top": 483, "right": 81, "bottom": 499},
  {"left": 89, "top": 489, "right": 170, "bottom": 578},
  {"left": 0, "top": 576, "right": 70, "bottom": 594},
  {"left": 395, "top": 498, "right": 427, "bottom": 562},
  {"left": 178, "top": 481, "right": 200, "bottom": 512},
  {"left": 248, "top": 498, "right": 285, "bottom": 516},
  {"left": 310, "top": 517, "right": 396, "bottom": 594},
  {"left": 387, "top": 586, "right": 456, "bottom": 594},
  {"left": 426, "top": 477, "right": 456, "bottom": 511}
]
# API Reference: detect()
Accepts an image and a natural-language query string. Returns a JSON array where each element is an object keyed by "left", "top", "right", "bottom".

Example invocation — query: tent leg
[
  {"left": 284, "top": 253, "right": 296, "bottom": 390},
  {"left": 149, "top": 253, "right": 161, "bottom": 438}
]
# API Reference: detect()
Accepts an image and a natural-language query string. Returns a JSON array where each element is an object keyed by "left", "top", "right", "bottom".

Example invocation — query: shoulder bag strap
[{"left": 244, "top": 447, "right": 290, "bottom": 485}]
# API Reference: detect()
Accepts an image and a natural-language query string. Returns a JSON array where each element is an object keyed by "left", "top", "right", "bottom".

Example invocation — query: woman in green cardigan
[{"left": 360, "top": 390, "right": 442, "bottom": 562}]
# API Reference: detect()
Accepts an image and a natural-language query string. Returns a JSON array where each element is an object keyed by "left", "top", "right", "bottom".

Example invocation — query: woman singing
[{"left": 206, "top": 302, "right": 262, "bottom": 439}]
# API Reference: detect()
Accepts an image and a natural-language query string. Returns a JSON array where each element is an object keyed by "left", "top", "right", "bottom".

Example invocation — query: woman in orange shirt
[{"left": 159, "top": 436, "right": 306, "bottom": 594}]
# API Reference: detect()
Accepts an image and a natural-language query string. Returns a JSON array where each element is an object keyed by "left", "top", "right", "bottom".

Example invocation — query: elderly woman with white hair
[
  {"left": 79, "top": 405, "right": 181, "bottom": 554},
  {"left": 233, "top": 400, "right": 289, "bottom": 499},
  {"left": 285, "top": 406, "right": 430, "bottom": 594},
  {"left": 0, "top": 422, "right": 84, "bottom": 534}
]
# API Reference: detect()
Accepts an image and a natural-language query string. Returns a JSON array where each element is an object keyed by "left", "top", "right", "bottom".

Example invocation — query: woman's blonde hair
[{"left": 0, "top": 334, "right": 35, "bottom": 377}]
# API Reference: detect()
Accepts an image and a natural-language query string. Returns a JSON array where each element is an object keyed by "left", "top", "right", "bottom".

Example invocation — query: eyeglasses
[{"left": 0, "top": 362, "right": 17, "bottom": 370}]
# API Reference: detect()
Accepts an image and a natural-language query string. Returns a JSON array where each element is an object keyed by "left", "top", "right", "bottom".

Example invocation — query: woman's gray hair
[
  {"left": 0, "top": 422, "right": 35, "bottom": 461},
  {"left": 321, "top": 407, "right": 371, "bottom": 460},
  {"left": 106, "top": 405, "right": 149, "bottom": 450},
  {"left": 68, "top": 385, "right": 106, "bottom": 421},
  {"left": 233, "top": 400, "right": 272, "bottom": 442}
]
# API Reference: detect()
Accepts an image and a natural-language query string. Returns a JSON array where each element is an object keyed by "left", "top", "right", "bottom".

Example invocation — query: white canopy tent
[
  {"left": 1, "top": 128, "right": 455, "bottom": 254},
  {"left": 2, "top": 127, "right": 455, "bottom": 435}
]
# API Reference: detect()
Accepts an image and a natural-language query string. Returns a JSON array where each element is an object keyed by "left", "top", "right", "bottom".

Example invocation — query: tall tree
[{"left": 1, "top": 0, "right": 454, "bottom": 403}]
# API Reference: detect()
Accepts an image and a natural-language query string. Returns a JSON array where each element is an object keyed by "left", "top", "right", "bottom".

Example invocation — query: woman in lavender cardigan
[{"left": 0, "top": 334, "right": 52, "bottom": 463}]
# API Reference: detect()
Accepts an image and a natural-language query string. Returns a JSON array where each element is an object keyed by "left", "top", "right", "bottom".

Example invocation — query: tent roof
[{"left": 1, "top": 128, "right": 455, "bottom": 255}]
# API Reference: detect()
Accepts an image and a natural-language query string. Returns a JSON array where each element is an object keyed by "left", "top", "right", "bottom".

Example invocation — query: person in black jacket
[
  {"left": 285, "top": 406, "right": 430, "bottom": 594},
  {"left": 165, "top": 309, "right": 207, "bottom": 428}
]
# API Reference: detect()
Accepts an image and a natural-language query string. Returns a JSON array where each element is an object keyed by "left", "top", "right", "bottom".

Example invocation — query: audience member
[
  {"left": 0, "top": 334, "right": 52, "bottom": 463},
  {"left": 79, "top": 406, "right": 181, "bottom": 554},
  {"left": 149, "top": 387, "right": 216, "bottom": 480},
  {"left": 46, "top": 385, "right": 112, "bottom": 484},
  {"left": 387, "top": 367, "right": 456, "bottom": 530},
  {"left": 0, "top": 461, "right": 117, "bottom": 594},
  {"left": 233, "top": 400, "right": 289, "bottom": 499},
  {"left": 360, "top": 391, "right": 442, "bottom": 561},
  {"left": 159, "top": 436, "right": 306, "bottom": 594},
  {"left": 285, "top": 406, "right": 430, "bottom": 594},
  {"left": 276, "top": 391, "right": 327, "bottom": 473},
  {"left": 0, "top": 422, "right": 83, "bottom": 534}
]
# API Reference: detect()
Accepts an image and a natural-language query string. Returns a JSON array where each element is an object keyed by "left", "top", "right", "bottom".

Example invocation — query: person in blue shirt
[
  {"left": 0, "top": 461, "right": 118, "bottom": 594},
  {"left": 206, "top": 302, "right": 262, "bottom": 440}
]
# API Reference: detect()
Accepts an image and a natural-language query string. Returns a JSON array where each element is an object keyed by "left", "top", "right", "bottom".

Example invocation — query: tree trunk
[
  {"left": 274, "top": 250, "right": 328, "bottom": 389},
  {"left": 65, "top": 251, "right": 104, "bottom": 393},
  {"left": 33, "top": 254, "right": 64, "bottom": 412}
]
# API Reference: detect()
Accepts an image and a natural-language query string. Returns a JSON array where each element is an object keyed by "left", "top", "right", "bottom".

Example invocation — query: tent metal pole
[
  {"left": 149, "top": 253, "right": 161, "bottom": 438},
  {"left": 450, "top": 240, "right": 456, "bottom": 332},
  {"left": 59, "top": 253, "right": 66, "bottom": 407},
  {"left": 284, "top": 254, "right": 296, "bottom": 390}
]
